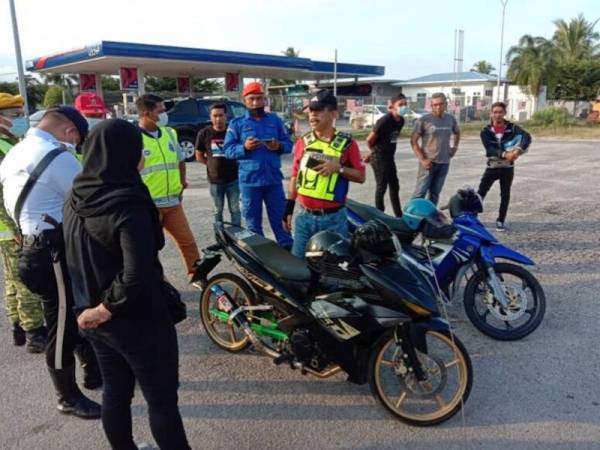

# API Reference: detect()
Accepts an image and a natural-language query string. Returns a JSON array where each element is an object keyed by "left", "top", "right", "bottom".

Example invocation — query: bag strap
[{"left": 14, "top": 147, "right": 66, "bottom": 237}]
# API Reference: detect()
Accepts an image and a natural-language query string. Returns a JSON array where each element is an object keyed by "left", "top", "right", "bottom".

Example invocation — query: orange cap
[{"left": 242, "top": 81, "right": 264, "bottom": 97}]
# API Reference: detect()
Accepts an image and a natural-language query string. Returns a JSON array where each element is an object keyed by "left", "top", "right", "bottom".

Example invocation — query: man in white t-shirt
[{"left": 0, "top": 106, "right": 101, "bottom": 419}]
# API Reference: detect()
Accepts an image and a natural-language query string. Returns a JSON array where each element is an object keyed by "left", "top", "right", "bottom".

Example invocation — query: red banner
[
  {"left": 176, "top": 77, "right": 190, "bottom": 94},
  {"left": 225, "top": 73, "right": 240, "bottom": 92},
  {"left": 79, "top": 73, "right": 97, "bottom": 91},
  {"left": 119, "top": 67, "right": 139, "bottom": 91}
]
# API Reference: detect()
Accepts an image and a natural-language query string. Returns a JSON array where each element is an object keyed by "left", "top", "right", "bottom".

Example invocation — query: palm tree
[
  {"left": 470, "top": 60, "right": 496, "bottom": 74},
  {"left": 552, "top": 14, "right": 600, "bottom": 63},
  {"left": 270, "top": 47, "right": 301, "bottom": 87},
  {"left": 40, "top": 73, "right": 78, "bottom": 104},
  {"left": 506, "top": 35, "right": 557, "bottom": 111}
]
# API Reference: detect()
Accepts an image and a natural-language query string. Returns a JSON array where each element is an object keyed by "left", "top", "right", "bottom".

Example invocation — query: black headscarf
[{"left": 69, "top": 119, "right": 163, "bottom": 246}]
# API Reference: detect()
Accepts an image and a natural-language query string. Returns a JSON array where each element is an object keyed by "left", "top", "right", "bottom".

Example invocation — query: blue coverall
[{"left": 224, "top": 111, "right": 293, "bottom": 247}]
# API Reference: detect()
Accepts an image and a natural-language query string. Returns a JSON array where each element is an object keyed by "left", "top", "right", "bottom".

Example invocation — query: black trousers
[
  {"left": 371, "top": 153, "right": 402, "bottom": 217},
  {"left": 82, "top": 295, "right": 189, "bottom": 450},
  {"left": 477, "top": 166, "right": 515, "bottom": 223},
  {"left": 17, "top": 230, "right": 87, "bottom": 369}
]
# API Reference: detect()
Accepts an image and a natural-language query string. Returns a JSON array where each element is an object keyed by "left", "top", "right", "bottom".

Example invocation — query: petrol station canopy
[{"left": 26, "top": 41, "right": 385, "bottom": 82}]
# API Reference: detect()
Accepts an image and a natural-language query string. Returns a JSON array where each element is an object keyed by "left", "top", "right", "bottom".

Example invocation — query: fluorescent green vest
[
  {"left": 297, "top": 131, "right": 350, "bottom": 201},
  {"left": 0, "top": 137, "right": 17, "bottom": 241},
  {"left": 140, "top": 127, "right": 182, "bottom": 206}
]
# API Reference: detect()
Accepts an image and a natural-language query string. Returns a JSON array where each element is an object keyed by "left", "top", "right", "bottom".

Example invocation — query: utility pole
[
  {"left": 497, "top": 0, "right": 508, "bottom": 102},
  {"left": 333, "top": 48, "right": 338, "bottom": 97},
  {"left": 8, "top": 0, "right": 30, "bottom": 125}
]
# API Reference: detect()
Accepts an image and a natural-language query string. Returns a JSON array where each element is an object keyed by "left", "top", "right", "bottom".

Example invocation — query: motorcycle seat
[
  {"left": 224, "top": 226, "right": 312, "bottom": 282},
  {"left": 346, "top": 199, "right": 415, "bottom": 242}
]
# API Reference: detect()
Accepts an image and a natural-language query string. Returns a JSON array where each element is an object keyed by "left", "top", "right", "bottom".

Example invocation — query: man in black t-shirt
[
  {"left": 195, "top": 103, "right": 241, "bottom": 226},
  {"left": 364, "top": 93, "right": 407, "bottom": 216}
]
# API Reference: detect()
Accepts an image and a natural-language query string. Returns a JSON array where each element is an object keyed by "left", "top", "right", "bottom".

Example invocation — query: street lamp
[
  {"left": 497, "top": 0, "right": 508, "bottom": 102},
  {"left": 8, "top": 0, "right": 30, "bottom": 125}
]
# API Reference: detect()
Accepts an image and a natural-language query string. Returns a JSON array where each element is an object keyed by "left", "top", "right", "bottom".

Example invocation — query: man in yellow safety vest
[{"left": 137, "top": 95, "right": 199, "bottom": 280}]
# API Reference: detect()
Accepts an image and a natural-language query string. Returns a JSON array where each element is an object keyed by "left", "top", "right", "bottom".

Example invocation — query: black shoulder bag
[{"left": 13, "top": 147, "right": 66, "bottom": 242}]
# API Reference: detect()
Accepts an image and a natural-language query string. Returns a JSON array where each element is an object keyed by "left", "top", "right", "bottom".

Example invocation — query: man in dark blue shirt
[{"left": 224, "top": 82, "right": 293, "bottom": 248}]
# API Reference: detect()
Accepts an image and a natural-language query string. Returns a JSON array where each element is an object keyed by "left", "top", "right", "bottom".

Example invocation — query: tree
[
  {"left": 192, "top": 78, "right": 223, "bottom": 94},
  {"left": 270, "top": 47, "right": 301, "bottom": 87},
  {"left": 101, "top": 76, "right": 120, "bottom": 91},
  {"left": 470, "top": 60, "right": 496, "bottom": 74},
  {"left": 506, "top": 35, "right": 557, "bottom": 110},
  {"left": 551, "top": 59, "right": 600, "bottom": 100},
  {"left": 552, "top": 14, "right": 600, "bottom": 64},
  {"left": 43, "top": 85, "right": 68, "bottom": 108}
]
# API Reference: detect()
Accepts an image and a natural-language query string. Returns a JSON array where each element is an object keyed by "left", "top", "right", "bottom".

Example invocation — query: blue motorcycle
[{"left": 346, "top": 188, "right": 546, "bottom": 341}]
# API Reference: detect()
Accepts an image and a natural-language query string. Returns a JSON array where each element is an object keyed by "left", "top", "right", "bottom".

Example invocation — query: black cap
[
  {"left": 45, "top": 106, "right": 89, "bottom": 143},
  {"left": 306, "top": 89, "right": 337, "bottom": 111}
]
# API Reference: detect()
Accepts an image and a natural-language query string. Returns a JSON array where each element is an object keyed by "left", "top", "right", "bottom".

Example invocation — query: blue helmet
[{"left": 402, "top": 198, "right": 439, "bottom": 231}]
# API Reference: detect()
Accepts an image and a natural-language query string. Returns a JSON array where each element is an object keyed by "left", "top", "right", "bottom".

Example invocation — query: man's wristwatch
[{"left": 339, "top": 166, "right": 345, "bottom": 175}]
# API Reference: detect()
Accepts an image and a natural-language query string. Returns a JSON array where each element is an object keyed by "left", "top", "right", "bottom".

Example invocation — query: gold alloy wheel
[
  {"left": 372, "top": 330, "right": 471, "bottom": 425},
  {"left": 200, "top": 274, "right": 254, "bottom": 352}
]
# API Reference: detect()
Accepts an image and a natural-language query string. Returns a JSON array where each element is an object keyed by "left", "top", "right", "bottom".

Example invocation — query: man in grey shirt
[{"left": 410, "top": 92, "right": 461, "bottom": 205}]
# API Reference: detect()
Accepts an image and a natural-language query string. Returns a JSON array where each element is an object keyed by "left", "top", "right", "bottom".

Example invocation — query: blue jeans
[
  {"left": 291, "top": 207, "right": 348, "bottom": 258},
  {"left": 412, "top": 162, "right": 450, "bottom": 206},
  {"left": 209, "top": 180, "right": 241, "bottom": 226},
  {"left": 240, "top": 184, "right": 293, "bottom": 248}
]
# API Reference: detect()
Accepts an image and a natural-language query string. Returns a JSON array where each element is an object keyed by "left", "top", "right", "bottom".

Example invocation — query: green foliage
[
  {"left": 529, "top": 107, "right": 575, "bottom": 127},
  {"left": 43, "top": 85, "right": 69, "bottom": 108},
  {"left": 508, "top": 14, "right": 600, "bottom": 101},
  {"left": 470, "top": 61, "right": 495, "bottom": 75},
  {"left": 101, "top": 76, "right": 120, "bottom": 91},
  {"left": 550, "top": 58, "right": 600, "bottom": 100},
  {"left": 271, "top": 47, "right": 301, "bottom": 87}
]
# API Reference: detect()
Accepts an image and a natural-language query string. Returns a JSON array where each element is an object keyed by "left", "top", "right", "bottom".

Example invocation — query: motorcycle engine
[{"left": 289, "top": 328, "right": 328, "bottom": 371}]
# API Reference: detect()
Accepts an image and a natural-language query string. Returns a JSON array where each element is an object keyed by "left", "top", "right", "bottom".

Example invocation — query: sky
[{"left": 1, "top": 0, "right": 599, "bottom": 83}]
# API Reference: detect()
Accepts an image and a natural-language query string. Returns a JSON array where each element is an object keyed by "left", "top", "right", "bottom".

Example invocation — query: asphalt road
[{"left": 1, "top": 137, "right": 599, "bottom": 449}]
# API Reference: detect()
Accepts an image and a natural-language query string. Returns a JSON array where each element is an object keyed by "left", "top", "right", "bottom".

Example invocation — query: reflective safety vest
[
  {"left": 0, "top": 137, "right": 17, "bottom": 241},
  {"left": 297, "top": 131, "right": 351, "bottom": 202},
  {"left": 140, "top": 127, "right": 183, "bottom": 207}
]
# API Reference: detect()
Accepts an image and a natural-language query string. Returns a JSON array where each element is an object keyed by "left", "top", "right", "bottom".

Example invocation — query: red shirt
[{"left": 291, "top": 133, "right": 365, "bottom": 209}]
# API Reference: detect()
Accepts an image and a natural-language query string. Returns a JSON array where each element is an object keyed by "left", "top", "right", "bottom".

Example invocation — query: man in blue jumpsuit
[{"left": 224, "top": 82, "right": 293, "bottom": 248}]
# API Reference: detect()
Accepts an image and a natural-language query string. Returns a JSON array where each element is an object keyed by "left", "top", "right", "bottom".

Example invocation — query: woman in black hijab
[{"left": 63, "top": 119, "right": 190, "bottom": 450}]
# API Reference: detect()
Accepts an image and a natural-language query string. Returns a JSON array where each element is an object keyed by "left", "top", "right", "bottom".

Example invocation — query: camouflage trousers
[{"left": 0, "top": 240, "right": 44, "bottom": 331}]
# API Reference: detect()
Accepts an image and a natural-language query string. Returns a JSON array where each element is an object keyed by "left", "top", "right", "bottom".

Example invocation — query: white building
[{"left": 395, "top": 72, "right": 546, "bottom": 121}]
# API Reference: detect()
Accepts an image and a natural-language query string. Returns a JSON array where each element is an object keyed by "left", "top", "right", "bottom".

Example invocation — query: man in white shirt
[{"left": 0, "top": 106, "right": 101, "bottom": 419}]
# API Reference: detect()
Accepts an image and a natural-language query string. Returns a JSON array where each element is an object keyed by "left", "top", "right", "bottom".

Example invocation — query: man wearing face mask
[
  {"left": 224, "top": 82, "right": 294, "bottom": 248},
  {"left": 136, "top": 94, "right": 200, "bottom": 281},
  {"left": 0, "top": 93, "right": 46, "bottom": 353},
  {"left": 0, "top": 105, "right": 102, "bottom": 419},
  {"left": 364, "top": 93, "right": 407, "bottom": 217}
]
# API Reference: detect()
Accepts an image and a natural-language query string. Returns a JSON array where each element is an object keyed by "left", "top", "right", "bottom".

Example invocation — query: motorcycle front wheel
[
  {"left": 369, "top": 329, "right": 472, "bottom": 426},
  {"left": 464, "top": 262, "right": 546, "bottom": 340},
  {"left": 199, "top": 273, "right": 255, "bottom": 352}
]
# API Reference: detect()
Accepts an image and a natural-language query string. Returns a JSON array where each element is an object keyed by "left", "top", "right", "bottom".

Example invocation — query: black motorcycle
[{"left": 194, "top": 221, "right": 473, "bottom": 426}]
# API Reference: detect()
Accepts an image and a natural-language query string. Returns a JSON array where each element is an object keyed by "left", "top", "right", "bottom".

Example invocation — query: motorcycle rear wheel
[
  {"left": 369, "top": 329, "right": 472, "bottom": 426},
  {"left": 199, "top": 273, "right": 255, "bottom": 352},
  {"left": 464, "top": 262, "right": 546, "bottom": 340}
]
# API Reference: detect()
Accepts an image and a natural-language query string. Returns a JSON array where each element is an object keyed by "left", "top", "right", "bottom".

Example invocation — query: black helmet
[
  {"left": 448, "top": 185, "right": 483, "bottom": 218},
  {"left": 305, "top": 231, "right": 351, "bottom": 272},
  {"left": 352, "top": 220, "right": 398, "bottom": 257}
]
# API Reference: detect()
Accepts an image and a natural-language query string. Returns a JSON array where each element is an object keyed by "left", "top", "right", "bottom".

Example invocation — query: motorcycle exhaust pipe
[
  {"left": 210, "top": 284, "right": 280, "bottom": 359},
  {"left": 210, "top": 284, "right": 343, "bottom": 377}
]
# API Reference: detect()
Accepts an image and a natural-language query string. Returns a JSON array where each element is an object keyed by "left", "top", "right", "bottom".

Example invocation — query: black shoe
[
  {"left": 12, "top": 323, "right": 26, "bottom": 346},
  {"left": 75, "top": 341, "right": 103, "bottom": 390},
  {"left": 48, "top": 366, "right": 101, "bottom": 420},
  {"left": 25, "top": 326, "right": 47, "bottom": 354}
]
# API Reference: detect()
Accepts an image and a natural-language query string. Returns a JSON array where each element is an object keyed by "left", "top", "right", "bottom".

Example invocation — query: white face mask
[{"left": 157, "top": 112, "right": 169, "bottom": 127}]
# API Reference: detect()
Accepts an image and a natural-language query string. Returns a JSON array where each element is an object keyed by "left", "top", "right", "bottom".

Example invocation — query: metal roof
[
  {"left": 395, "top": 71, "right": 507, "bottom": 85},
  {"left": 26, "top": 41, "right": 384, "bottom": 80}
]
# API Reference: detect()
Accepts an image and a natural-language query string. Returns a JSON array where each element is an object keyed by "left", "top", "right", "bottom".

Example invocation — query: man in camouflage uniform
[{"left": 0, "top": 93, "right": 46, "bottom": 353}]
